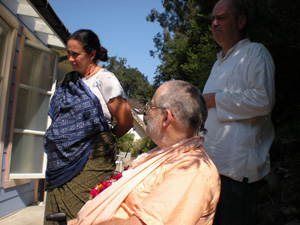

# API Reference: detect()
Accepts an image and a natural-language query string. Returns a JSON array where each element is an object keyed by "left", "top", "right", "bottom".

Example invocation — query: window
[
  {"left": 0, "top": 8, "right": 18, "bottom": 185},
  {"left": 9, "top": 40, "right": 58, "bottom": 179},
  {"left": 0, "top": 17, "right": 10, "bottom": 128}
]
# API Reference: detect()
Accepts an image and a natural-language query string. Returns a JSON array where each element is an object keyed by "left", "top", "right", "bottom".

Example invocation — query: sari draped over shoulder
[
  {"left": 44, "top": 71, "right": 109, "bottom": 189},
  {"left": 77, "top": 137, "right": 205, "bottom": 225}
]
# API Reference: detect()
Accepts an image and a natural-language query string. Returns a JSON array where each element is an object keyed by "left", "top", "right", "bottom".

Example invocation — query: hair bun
[
  {"left": 98, "top": 46, "right": 108, "bottom": 62},
  {"left": 100, "top": 46, "right": 107, "bottom": 53}
]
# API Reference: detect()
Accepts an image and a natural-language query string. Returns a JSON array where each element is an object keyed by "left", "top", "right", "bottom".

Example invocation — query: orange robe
[{"left": 77, "top": 137, "right": 220, "bottom": 225}]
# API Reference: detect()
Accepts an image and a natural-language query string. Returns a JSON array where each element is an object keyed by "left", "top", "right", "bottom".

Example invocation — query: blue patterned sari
[{"left": 44, "top": 71, "right": 109, "bottom": 189}]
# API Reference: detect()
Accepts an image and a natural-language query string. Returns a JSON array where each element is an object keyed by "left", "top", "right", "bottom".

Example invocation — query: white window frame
[
  {"left": 4, "top": 28, "right": 58, "bottom": 188},
  {"left": 0, "top": 5, "right": 19, "bottom": 186}
]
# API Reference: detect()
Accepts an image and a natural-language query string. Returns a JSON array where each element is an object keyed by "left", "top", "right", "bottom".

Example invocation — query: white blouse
[{"left": 82, "top": 68, "right": 127, "bottom": 129}]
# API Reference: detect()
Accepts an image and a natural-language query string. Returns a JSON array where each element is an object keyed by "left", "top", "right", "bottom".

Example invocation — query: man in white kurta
[
  {"left": 203, "top": 38, "right": 275, "bottom": 183},
  {"left": 202, "top": 0, "right": 275, "bottom": 224}
]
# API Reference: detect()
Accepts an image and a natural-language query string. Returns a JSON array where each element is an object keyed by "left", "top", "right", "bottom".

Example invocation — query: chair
[
  {"left": 45, "top": 212, "right": 67, "bottom": 225},
  {"left": 115, "top": 149, "right": 130, "bottom": 172},
  {"left": 115, "top": 153, "right": 123, "bottom": 172}
]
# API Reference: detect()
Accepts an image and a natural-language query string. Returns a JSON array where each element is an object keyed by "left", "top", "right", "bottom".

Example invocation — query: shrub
[
  {"left": 131, "top": 136, "right": 157, "bottom": 157},
  {"left": 116, "top": 134, "right": 156, "bottom": 157},
  {"left": 116, "top": 133, "right": 134, "bottom": 153}
]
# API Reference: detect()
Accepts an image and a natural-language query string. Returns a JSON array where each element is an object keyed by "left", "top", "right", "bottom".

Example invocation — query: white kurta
[{"left": 202, "top": 39, "right": 275, "bottom": 183}]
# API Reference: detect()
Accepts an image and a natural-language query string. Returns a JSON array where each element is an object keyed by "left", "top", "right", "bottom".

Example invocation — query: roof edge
[{"left": 27, "top": 0, "right": 70, "bottom": 44}]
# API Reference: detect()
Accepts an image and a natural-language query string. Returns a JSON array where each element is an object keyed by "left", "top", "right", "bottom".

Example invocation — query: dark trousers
[{"left": 213, "top": 175, "right": 262, "bottom": 225}]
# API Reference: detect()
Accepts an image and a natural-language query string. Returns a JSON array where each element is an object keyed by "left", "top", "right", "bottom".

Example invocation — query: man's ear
[
  {"left": 162, "top": 109, "right": 173, "bottom": 128},
  {"left": 238, "top": 15, "right": 247, "bottom": 30}
]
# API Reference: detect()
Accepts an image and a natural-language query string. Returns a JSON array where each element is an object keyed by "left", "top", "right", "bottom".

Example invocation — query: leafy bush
[
  {"left": 131, "top": 136, "right": 157, "bottom": 157},
  {"left": 116, "top": 133, "right": 134, "bottom": 153},
  {"left": 116, "top": 134, "right": 156, "bottom": 157}
]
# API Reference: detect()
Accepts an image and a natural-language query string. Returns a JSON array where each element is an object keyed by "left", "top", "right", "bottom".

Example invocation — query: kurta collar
[{"left": 217, "top": 38, "right": 249, "bottom": 62}]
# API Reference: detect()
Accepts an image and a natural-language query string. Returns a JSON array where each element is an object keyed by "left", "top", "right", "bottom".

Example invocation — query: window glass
[
  {"left": 19, "top": 44, "right": 55, "bottom": 91},
  {"left": 14, "top": 88, "right": 50, "bottom": 131},
  {"left": 10, "top": 133, "right": 44, "bottom": 173},
  {"left": 10, "top": 41, "right": 57, "bottom": 175}
]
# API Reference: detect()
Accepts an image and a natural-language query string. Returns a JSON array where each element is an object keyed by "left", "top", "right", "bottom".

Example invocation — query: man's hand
[{"left": 203, "top": 93, "right": 216, "bottom": 109}]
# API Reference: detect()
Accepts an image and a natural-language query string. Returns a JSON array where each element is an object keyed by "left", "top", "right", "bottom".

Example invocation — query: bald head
[{"left": 155, "top": 80, "right": 207, "bottom": 133}]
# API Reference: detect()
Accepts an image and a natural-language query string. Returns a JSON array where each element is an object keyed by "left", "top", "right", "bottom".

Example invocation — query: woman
[{"left": 44, "top": 29, "right": 133, "bottom": 224}]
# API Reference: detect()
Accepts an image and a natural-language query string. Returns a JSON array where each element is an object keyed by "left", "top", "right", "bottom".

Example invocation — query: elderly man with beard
[{"left": 68, "top": 80, "right": 220, "bottom": 225}]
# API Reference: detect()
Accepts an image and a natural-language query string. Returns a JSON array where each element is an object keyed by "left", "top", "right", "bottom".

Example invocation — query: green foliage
[
  {"left": 116, "top": 133, "right": 134, "bottom": 153},
  {"left": 101, "top": 56, "right": 154, "bottom": 100},
  {"left": 131, "top": 137, "right": 157, "bottom": 157},
  {"left": 147, "top": 0, "right": 218, "bottom": 90},
  {"left": 116, "top": 133, "right": 156, "bottom": 157}
]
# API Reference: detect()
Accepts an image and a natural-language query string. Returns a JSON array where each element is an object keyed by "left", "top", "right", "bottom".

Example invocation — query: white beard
[{"left": 146, "top": 113, "right": 163, "bottom": 146}]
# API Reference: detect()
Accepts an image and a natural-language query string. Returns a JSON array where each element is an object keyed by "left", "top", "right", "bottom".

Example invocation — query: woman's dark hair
[{"left": 68, "top": 29, "right": 108, "bottom": 62}]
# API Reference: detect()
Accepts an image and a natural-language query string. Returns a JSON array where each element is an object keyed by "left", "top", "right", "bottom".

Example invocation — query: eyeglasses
[{"left": 144, "top": 101, "right": 165, "bottom": 113}]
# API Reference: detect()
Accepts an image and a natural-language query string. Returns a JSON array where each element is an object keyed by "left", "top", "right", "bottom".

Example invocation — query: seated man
[{"left": 69, "top": 80, "right": 220, "bottom": 225}]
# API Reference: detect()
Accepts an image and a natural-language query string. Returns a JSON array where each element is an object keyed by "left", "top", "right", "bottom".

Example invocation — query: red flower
[
  {"left": 89, "top": 167, "right": 129, "bottom": 199},
  {"left": 112, "top": 172, "right": 123, "bottom": 180},
  {"left": 89, "top": 188, "right": 99, "bottom": 199},
  {"left": 100, "top": 181, "right": 112, "bottom": 192}
]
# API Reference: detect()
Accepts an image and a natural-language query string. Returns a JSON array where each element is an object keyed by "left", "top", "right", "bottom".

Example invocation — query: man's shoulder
[
  {"left": 173, "top": 147, "right": 214, "bottom": 166},
  {"left": 241, "top": 39, "right": 269, "bottom": 52},
  {"left": 239, "top": 39, "right": 272, "bottom": 60}
]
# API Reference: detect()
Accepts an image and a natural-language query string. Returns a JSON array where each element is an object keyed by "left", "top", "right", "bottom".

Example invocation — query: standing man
[{"left": 202, "top": 0, "right": 275, "bottom": 224}]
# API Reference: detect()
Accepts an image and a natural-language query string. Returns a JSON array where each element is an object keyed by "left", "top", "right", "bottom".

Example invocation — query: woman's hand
[
  {"left": 203, "top": 93, "right": 216, "bottom": 109},
  {"left": 107, "top": 96, "right": 134, "bottom": 138}
]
